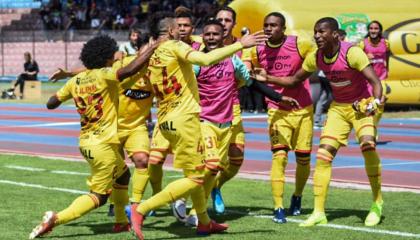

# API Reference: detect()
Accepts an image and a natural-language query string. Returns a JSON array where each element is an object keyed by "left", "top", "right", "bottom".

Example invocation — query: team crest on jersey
[{"left": 124, "top": 89, "right": 151, "bottom": 100}]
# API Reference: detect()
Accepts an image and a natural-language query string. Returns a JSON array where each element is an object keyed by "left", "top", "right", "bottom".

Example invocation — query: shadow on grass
[{"left": 325, "top": 208, "right": 385, "bottom": 224}]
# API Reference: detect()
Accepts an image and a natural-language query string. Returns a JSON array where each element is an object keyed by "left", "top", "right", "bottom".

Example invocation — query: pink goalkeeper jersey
[
  {"left": 317, "top": 41, "right": 371, "bottom": 103},
  {"left": 196, "top": 57, "right": 236, "bottom": 124},
  {"left": 363, "top": 38, "right": 388, "bottom": 80},
  {"left": 257, "top": 35, "right": 312, "bottom": 110}
]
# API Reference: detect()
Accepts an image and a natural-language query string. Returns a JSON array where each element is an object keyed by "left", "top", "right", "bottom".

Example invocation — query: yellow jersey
[
  {"left": 114, "top": 56, "right": 152, "bottom": 131},
  {"left": 147, "top": 40, "right": 243, "bottom": 122},
  {"left": 56, "top": 66, "right": 120, "bottom": 146}
]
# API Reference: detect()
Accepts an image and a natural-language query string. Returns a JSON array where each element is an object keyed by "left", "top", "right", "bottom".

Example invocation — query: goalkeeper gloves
[{"left": 352, "top": 97, "right": 381, "bottom": 116}]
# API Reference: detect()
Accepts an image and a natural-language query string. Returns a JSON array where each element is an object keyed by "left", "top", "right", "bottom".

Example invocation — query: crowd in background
[{"left": 39, "top": 0, "right": 232, "bottom": 32}]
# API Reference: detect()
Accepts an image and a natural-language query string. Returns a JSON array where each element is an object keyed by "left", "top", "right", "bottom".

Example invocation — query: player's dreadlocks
[{"left": 79, "top": 35, "right": 118, "bottom": 69}]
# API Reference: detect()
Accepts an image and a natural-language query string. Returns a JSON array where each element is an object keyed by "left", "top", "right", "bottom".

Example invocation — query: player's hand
[
  {"left": 240, "top": 30, "right": 268, "bottom": 48},
  {"left": 367, "top": 53, "right": 375, "bottom": 60},
  {"left": 280, "top": 96, "right": 300, "bottom": 109},
  {"left": 49, "top": 68, "right": 71, "bottom": 83},
  {"left": 251, "top": 68, "right": 268, "bottom": 82},
  {"left": 352, "top": 97, "right": 379, "bottom": 116}
]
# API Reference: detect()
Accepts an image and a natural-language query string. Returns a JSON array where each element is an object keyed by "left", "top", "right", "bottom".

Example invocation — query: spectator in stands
[
  {"left": 12, "top": 52, "right": 39, "bottom": 99},
  {"left": 118, "top": 28, "right": 143, "bottom": 56}
]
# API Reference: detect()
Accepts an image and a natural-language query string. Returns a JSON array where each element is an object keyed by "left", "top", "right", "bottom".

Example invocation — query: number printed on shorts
[
  {"left": 74, "top": 93, "right": 104, "bottom": 127},
  {"left": 204, "top": 136, "right": 217, "bottom": 149}
]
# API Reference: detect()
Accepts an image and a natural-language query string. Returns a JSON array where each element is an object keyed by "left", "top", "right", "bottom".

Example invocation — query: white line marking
[
  {"left": 5, "top": 165, "right": 44, "bottom": 171},
  {"left": 226, "top": 209, "right": 420, "bottom": 238},
  {"left": 0, "top": 180, "right": 87, "bottom": 194},
  {"left": 241, "top": 115, "right": 268, "bottom": 120},
  {"left": 2, "top": 178, "right": 419, "bottom": 238},
  {"left": 8, "top": 122, "right": 80, "bottom": 128},
  {"left": 4, "top": 165, "right": 89, "bottom": 176}
]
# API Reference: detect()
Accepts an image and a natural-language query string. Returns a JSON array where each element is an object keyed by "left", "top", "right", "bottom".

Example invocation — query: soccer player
[
  {"left": 29, "top": 35, "right": 157, "bottom": 239},
  {"left": 254, "top": 17, "right": 384, "bottom": 227},
  {"left": 244, "top": 12, "right": 315, "bottom": 223},
  {"left": 175, "top": 6, "right": 202, "bottom": 50},
  {"left": 210, "top": 6, "right": 247, "bottom": 214},
  {"left": 359, "top": 20, "right": 390, "bottom": 133},
  {"left": 49, "top": 45, "right": 157, "bottom": 220},
  {"left": 130, "top": 12, "right": 267, "bottom": 239}
]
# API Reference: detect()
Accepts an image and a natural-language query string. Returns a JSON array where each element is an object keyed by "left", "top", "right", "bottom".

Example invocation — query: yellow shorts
[
  {"left": 118, "top": 124, "right": 150, "bottom": 157},
  {"left": 267, "top": 105, "right": 313, "bottom": 153},
  {"left": 158, "top": 113, "right": 205, "bottom": 170},
  {"left": 321, "top": 101, "right": 376, "bottom": 147},
  {"left": 149, "top": 124, "right": 170, "bottom": 165},
  {"left": 200, "top": 121, "right": 232, "bottom": 170},
  {"left": 230, "top": 104, "right": 245, "bottom": 147},
  {"left": 80, "top": 143, "right": 128, "bottom": 195}
]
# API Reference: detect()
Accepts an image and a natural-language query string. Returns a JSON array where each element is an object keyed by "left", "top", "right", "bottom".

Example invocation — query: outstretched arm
[
  {"left": 253, "top": 67, "right": 312, "bottom": 87},
  {"left": 117, "top": 41, "right": 158, "bottom": 80},
  {"left": 46, "top": 95, "right": 62, "bottom": 109}
]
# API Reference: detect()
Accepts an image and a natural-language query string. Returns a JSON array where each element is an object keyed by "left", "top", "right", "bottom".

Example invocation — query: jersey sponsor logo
[
  {"left": 80, "top": 148, "right": 94, "bottom": 160},
  {"left": 123, "top": 89, "right": 151, "bottom": 100},
  {"left": 159, "top": 121, "right": 177, "bottom": 131}
]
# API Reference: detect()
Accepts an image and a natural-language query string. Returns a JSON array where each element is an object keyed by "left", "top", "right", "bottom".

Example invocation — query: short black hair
[
  {"left": 315, "top": 17, "right": 339, "bottom": 31},
  {"left": 80, "top": 35, "right": 117, "bottom": 69},
  {"left": 217, "top": 6, "right": 236, "bottom": 22},
  {"left": 149, "top": 11, "right": 175, "bottom": 39},
  {"left": 265, "top": 12, "right": 286, "bottom": 27},
  {"left": 128, "top": 27, "right": 141, "bottom": 37},
  {"left": 203, "top": 18, "right": 224, "bottom": 32},
  {"left": 175, "top": 6, "right": 193, "bottom": 20}
]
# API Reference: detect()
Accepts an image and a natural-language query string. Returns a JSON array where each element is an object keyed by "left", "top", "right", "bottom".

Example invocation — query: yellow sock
[
  {"left": 361, "top": 143, "right": 382, "bottom": 203},
  {"left": 136, "top": 177, "right": 198, "bottom": 215},
  {"left": 148, "top": 154, "right": 164, "bottom": 195},
  {"left": 313, "top": 148, "right": 334, "bottom": 213},
  {"left": 294, "top": 154, "right": 311, "bottom": 196},
  {"left": 56, "top": 194, "right": 98, "bottom": 225},
  {"left": 203, "top": 165, "right": 218, "bottom": 198},
  {"left": 112, "top": 183, "right": 129, "bottom": 224},
  {"left": 132, "top": 168, "right": 149, "bottom": 203},
  {"left": 271, "top": 150, "right": 288, "bottom": 209},
  {"left": 190, "top": 182, "right": 210, "bottom": 225},
  {"left": 215, "top": 156, "right": 243, "bottom": 188}
]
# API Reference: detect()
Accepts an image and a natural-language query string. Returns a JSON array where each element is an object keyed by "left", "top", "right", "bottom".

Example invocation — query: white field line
[
  {"left": 5, "top": 165, "right": 89, "bottom": 176},
  {"left": 1, "top": 122, "right": 79, "bottom": 129},
  {"left": 0, "top": 180, "right": 86, "bottom": 194},
  {"left": 2, "top": 151, "right": 420, "bottom": 193},
  {"left": 1, "top": 178, "right": 419, "bottom": 239},
  {"left": 227, "top": 209, "right": 420, "bottom": 239}
]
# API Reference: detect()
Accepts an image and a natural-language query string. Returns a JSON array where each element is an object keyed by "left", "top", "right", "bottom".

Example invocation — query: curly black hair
[
  {"left": 149, "top": 11, "right": 175, "bottom": 40},
  {"left": 79, "top": 35, "right": 118, "bottom": 69}
]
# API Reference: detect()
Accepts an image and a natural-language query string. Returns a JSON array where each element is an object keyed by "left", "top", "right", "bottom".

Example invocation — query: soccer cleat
[
  {"left": 289, "top": 195, "right": 302, "bottom": 216},
  {"left": 29, "top": 211, "right": 57, "bottom": 239},
  {"left": 272, "top": 208, "right": 287, "bottom": 223},
  {"left": 185, "top": 214, "right": 198, "bottom": 227},
  {"left": 364, "top": 201, "right": 383, "bottom": 226},
  {"left": 147, "top": 210, "right": 156, "bottom": 217},
  {"left": 196, "top": 220, "right": 229, "bottom": 235},
  {"left": 125, "top": 204, "right": 131, "bottom": 222},
  {"left": 130, "top": 203, "right": 145, "bottom": 240},
  {"left": 108, "top": 204, "right": 115, "bottom": 217},
  {"left": 211, "top": 188, "right": 225, "bottom": 214},
  {"left": 171, "top": 198, "right": 187, "bottom": 223},
  {"left": 299, "top": 212, "right": 328, "bottom": 227},
  {"left": 112, "top": 223, "right": 131, "bottom": 233}
]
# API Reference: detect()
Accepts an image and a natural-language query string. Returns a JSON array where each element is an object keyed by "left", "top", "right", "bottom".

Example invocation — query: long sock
[
  {"left": 136, "top": 178, "right": 199, "bottom": 215},
  {"left": 203, "top": 161, "right": 219, "bottom": 198},
  {"left": 361, "top": 142, "right": 382, "bottom": 203},
  {"left": 148, "top": 155, "right": 164, "bottom": 195},
  {"left": 56, "top": 194, "right": 99, "bottom": 225},
  {"left": 215, "top": 156, "right": 243, "bottom": 188},
  {"left": 294, "top": 154, "right": 311, "bottom": 196},
  {"left": 112, "top": 183, "right": 129, "bottom": 224},
  {"left": 190, "top": 182, "right": 211, "bottom": 225},
  {"left": 313, "top": 148, "right": 334, "bottom": 213},
  {"left": 132, "top": 168, "right": 149, "bottom": 203},
  {"left": 271, "top": 150, "right": 288, "bottom": 209}
]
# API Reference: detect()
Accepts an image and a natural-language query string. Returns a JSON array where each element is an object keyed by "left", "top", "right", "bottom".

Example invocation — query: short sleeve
[
  {"left": 302, "top": 51, "right": 318, "bottom": 73},
  {"left": 297, "top": 38, "right": 315, "bottom": 59},
  {"left": 347, "top": 46, "right": 370, "bottom": 71},
  {"left": 56, "top": 77, "right": 74, "bottom": 102}
]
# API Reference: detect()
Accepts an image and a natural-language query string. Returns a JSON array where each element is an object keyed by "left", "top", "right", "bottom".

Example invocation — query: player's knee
[
  {"left": 132, "top": 152, "right": 149, "bottom": 169},
  {"left": 360, "top": 136, "right": 376, "bottom": 152},
  {"left": 229, "top": 144, "right": 244, "bottom": 157},
  {"left": 295, "top": 152, "right": 311, "bottom": 165},
  {"left": 92, "top": 192, "right": 109, "bottom": 207},
  {"left": 316, "top": 145, "right": 336, "bottom": 163},
  {"left": 115, "top": 168, "right": 131, "bottom": 186}
]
